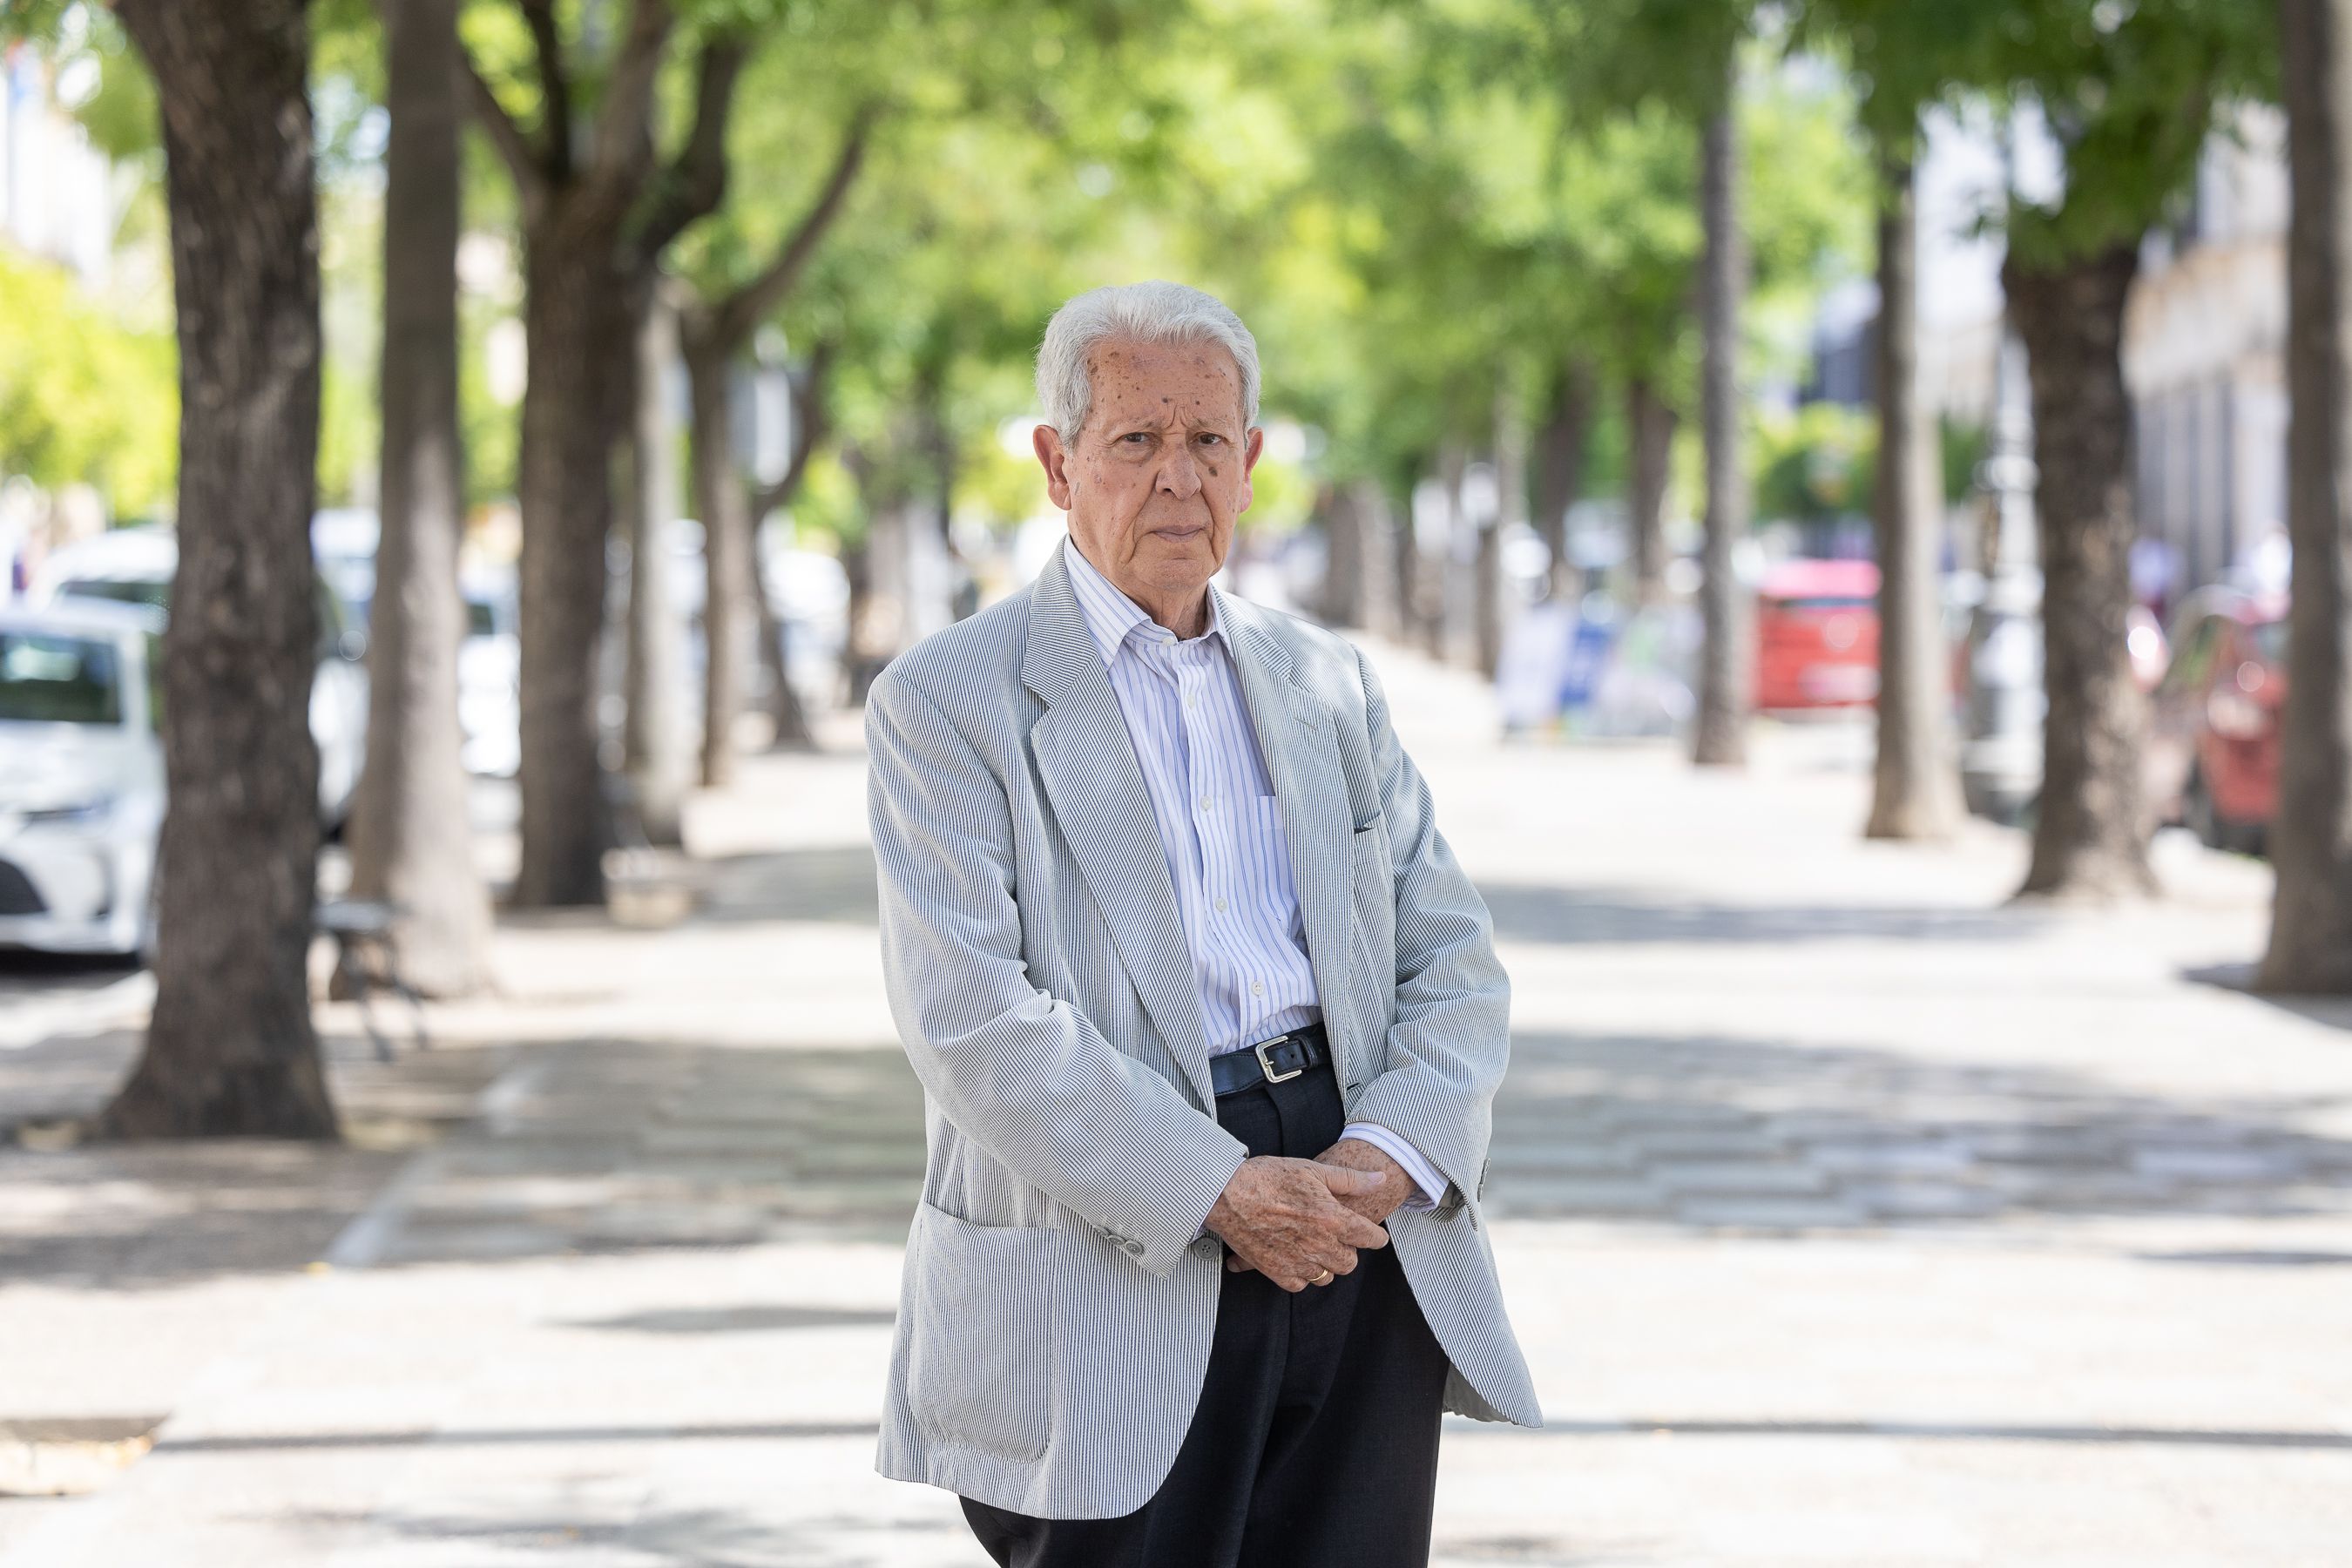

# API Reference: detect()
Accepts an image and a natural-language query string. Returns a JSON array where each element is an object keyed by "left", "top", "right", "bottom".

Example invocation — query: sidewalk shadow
[
  {"left": 1488, "top": 1028, "right": 2352, "bottom": 1230},
  {"left": 0, "top": 1031, "right": 509, "bottom": 1293},
  {"left": 693, "top": 844, "right": 880, "bottom": 926},
  {"left": 2182, "top": 962, "right": 2352, "bottom": 1035},
  {"left": 356, "top": 1039, "right": 929, "bottom": 1271},
  {"left": 0, "top": 1036, "right": 926, "bottom": 1293},
  {"left": 1480, "top": 885, "right": 2049, "bottom": 947},
  {"left": 267, "top": 1497, "right": 963, "bottom": 1565}
]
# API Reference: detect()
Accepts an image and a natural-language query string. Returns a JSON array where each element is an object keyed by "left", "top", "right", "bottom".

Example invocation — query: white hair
[{"left": 1034, "top": 280, "right": 1261, "bottom": 442}]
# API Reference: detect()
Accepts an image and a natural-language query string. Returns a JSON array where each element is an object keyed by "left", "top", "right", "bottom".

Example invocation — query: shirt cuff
[{"left": 1340, "top": 1122, "right": 1449, "bottom": 1211}]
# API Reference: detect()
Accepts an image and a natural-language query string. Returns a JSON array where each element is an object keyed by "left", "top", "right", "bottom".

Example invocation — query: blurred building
[{"left": 2124, "top": 106, "right": 2290, "bottom": 604}]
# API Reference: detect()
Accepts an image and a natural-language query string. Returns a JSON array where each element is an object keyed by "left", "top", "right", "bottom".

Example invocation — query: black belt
[{"left": 1210, "top": 1023, "right": 1330, "bottom": 1097}]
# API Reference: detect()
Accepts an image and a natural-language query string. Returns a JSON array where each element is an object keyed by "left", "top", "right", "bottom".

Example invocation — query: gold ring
[{"left": 1310, "top": 1268, "right": 1335, "bottom": 1286}]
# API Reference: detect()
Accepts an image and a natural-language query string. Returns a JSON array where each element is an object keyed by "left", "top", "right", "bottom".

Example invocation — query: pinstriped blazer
[{"left": 868, "top": 538, "right": 1540, "bottom": 1520}]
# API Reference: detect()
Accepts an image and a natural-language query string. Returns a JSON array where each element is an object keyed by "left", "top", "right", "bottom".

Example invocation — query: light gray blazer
[{"left": 867, "top": 539, "right": 1539, "bottom": 1520}]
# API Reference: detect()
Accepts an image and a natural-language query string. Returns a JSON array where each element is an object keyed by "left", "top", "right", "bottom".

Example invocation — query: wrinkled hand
[
  {"left": 1312, "top": 1138, "right": 1416, "bottom": 1227},
  {"left": 1223, "top": 1139, "right": 1416, "bottom": 1280},
  {"left": 1205, "top": 1156, "right": 1389, "bottom": 1292}
]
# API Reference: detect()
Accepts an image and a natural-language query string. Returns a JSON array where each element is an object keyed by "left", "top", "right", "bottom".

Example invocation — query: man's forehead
[
  {"left": 1086, "top": 335, "right": 1251, "bottom": 425},
  {"left": 1087, "top": 338, "right": 1240, "bottom": 404}
]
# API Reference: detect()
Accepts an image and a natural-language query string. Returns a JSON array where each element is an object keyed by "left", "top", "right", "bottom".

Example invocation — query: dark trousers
[{"left": 960, "top": 1061, "right": 1452, "bottom": 1568}]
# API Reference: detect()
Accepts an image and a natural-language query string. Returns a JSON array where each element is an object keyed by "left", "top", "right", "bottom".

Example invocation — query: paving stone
[
  {"left": 2130, "top": 1147, "right": 2308, "bottom": 1183},
  {"left": 8, "top": 645, "right": 2351, "bottom": 1565},
  {"left": 1670, "top": 1195, "right": 1876, "bottom": 1228},
  {"left": 1488, "top": 1176, "right": 1671, "bottom": 1215},
  {"left": 1799, "top": 1140, "right": 1978, "bottom": 1177},
  {"left": 1649, "top": 1160, "right": 1835, "bottom": 1196}
]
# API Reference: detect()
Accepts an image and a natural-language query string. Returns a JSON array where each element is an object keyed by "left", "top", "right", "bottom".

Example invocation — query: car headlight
[{"left": 23, "top": 796, "right": 115, "bottom": 828}]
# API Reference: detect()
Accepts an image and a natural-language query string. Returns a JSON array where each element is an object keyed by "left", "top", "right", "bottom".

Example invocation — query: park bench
[{"left": 314, "top": 897, "right": 429, "bottom": 1062}]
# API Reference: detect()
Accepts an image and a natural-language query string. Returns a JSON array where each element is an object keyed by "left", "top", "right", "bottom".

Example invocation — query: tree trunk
[
  {"left": 2004, "top": 240, "right": 2154, "bottom": 899},
  {"left": 1319, "top": 484, "right": 1362, "bottom": 626},
  {"left": 1396, "top": 474, "right": 1431, "bottom": 647},
  {"left": 345, "top": 0, "right": 494, "bottom": 998},
  {"left": 1865, "top": 153, "right": 1964, "bottom": 842},
  {"left": 101, "top": 0, "right": 335, "bottom": 1139},
  {"left": 686, "top": 331, "right": 754, "bottom": 787},
  {"left": 1533, "top": 356, "right": 1598, "bottom": 598},
  {"left": 1693, "top": 94, "right": 1753, "bottom": 767},
  {"left": 619, "top": 288, "right": 686, "bottom": 844},
  {"left": 748, "top": 522, "right": 813, "bottom": 747},
  {"left": 1481, "top": 382, "right": 1525, "bottom": 676},
  {"left": 2261, "top": 0, "right": 2352, "bottom": 990},
  {"left": 1626, "top": 375, "right": 1676, "bottom": 605},
  {"left": 841, "top": 534, "right": 885, "bottom": 706},
  {"left": 925, "top": 373, "right": 962, "bottom": 627},
  {"left": 513, "top": 230, "right": 631, "bottom": 902},
  {"left": 1435, "top": 441, "right": 1470, "bottom": 664},
  {"left": 1353, "top": 479, "right": 1403, "bottom": 641}
]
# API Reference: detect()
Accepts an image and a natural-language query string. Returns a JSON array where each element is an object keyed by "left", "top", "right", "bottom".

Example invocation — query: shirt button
[
  {"left": 1250, "top": 981, "right": 1264, "bottom": 997},
  {"left": 1215, "top": 897, "right": 1228, "bottom": 912},
  {"left": 1198, "top": 795, "right": 1211, "bottom": 809}
]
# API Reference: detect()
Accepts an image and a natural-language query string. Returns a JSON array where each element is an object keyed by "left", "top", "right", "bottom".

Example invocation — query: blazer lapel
[
  {"left": 1220, "top": 595, "right": 1359, "bottom": 1099},
  {"left": 1024, "top": 544, "right": 1215, "bottom": 1108}
]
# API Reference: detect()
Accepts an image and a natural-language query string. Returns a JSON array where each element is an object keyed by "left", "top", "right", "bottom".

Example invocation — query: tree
[
  {"left": 1625, "top": 375, "right": 1676, "bottom": 600},
  {"left": 462, "top": 0, "right": 744, "bottom": 906},
  {"left": 1531, "top": 355, "right": 1598, "bottom": 597},
  {"left": 1862, "top": 153, "right": 1963, "bottom": 838},
  {"left": 2260, "top": 0, "right": 2352, "bottom": 990},
  {"left": 675, "top": 110, "right": 870, "bottom": 787},
  {"left": 1794, "top": 0, "right": 1968, "bottom": 839},
  {"left": 100, "top": 0, "right": 336, "bottom": 1138},
  {"left": 346, "top": 0, "right": 495, "bottom": 997},
  {"left": 618, "top": 285, "right": 691, "bottom": 844},
  {"left": 745, "top": 340, "right": 834, "bottom": 746},
  {"left": 1991, "top": 0, "right": 2273, "bottom": 899},
  {"left": 1691, "top": 79, "right": 1753, "bottom": 766},
  {"left": 2003, "top": 233, "right": 2148, "bottom": 895}
]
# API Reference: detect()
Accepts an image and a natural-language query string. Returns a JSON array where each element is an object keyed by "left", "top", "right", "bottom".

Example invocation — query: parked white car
[
  {"left": 0, "top": 598, "right": 166, "bottom": 957},
  {"left": 34, "top": 525, "right": 370, "bottom": 828},
  {"left": 459, "top": 564, "right": 520, "bottom": 777}
]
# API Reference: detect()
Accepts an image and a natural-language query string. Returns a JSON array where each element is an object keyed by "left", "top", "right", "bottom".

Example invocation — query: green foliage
[
  {"left": 1754, "top": 400, "right": 1875, "bottom": 523},
  {"left": 1802, "top": 0, "right": 2278, "bottom": 263},
  {"left": 34, "top": 0, "right": 2261, "bottom": 558},
  {"left": 0, "top": 250, "right": 177, "bottom": 515}
]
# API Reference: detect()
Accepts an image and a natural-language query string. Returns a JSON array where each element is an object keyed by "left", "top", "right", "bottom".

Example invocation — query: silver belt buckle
[{"left": 1254, "top": 1034, "right": 1303, "bottom": 1084}]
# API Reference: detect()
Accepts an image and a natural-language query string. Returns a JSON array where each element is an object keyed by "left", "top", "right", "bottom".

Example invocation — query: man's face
[{"left": 1034, "top": 337, "right": 1264, "bottom": 607}]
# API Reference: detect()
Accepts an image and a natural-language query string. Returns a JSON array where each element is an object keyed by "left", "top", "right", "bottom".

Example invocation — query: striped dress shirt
[{"left": 1063, "top": 539, "right": 1444, "bottom": 1208}]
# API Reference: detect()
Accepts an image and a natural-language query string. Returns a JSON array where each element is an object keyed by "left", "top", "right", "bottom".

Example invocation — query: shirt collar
[{"left": 1062, "top": 536, "right": 1230, "bottom": 667}]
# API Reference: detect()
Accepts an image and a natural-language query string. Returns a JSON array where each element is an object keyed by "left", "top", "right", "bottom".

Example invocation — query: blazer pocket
[{"left": 905, "top": 1201, "right": 1056, "bottom": 1460}]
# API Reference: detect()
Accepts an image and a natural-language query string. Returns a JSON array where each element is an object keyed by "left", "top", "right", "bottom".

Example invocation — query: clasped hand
[{"left": 1202, "top": 1141, "right": 1413, "bottom": 1292}]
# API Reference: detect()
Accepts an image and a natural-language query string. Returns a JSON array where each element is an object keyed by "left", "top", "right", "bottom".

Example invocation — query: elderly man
[{"left": 867, "top": 280, "right": 1538, "bottom": 1566}]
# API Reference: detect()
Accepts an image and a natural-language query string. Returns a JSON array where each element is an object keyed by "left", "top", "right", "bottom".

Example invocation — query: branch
[
  {"left": 713, "top": 108, "right": 876, "bottom": 350},
  {"left": 631, "top": 35, "right": 751, "bottom": 261},
  {"left": 517, "top": 0, "right": 571, "bottom": 180},
  {"left": 750, "top": 339, "right": 836, "bottom": 521},
  {"left": 461, "top": 50, "right": 551, "bottom": 217},
  {"left": 585, "top": 0, "right": 673, "bottom": 195}
]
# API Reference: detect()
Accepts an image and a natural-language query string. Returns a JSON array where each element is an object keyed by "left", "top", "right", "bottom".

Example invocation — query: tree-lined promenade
[{"left": 0, "top": 0, "right": 2347, "bottom": 1139}]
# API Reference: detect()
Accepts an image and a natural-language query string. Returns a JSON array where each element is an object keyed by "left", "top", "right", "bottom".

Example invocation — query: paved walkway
[{"left": 3, "top": 641, "right": 2349, "bottom": 1565}]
